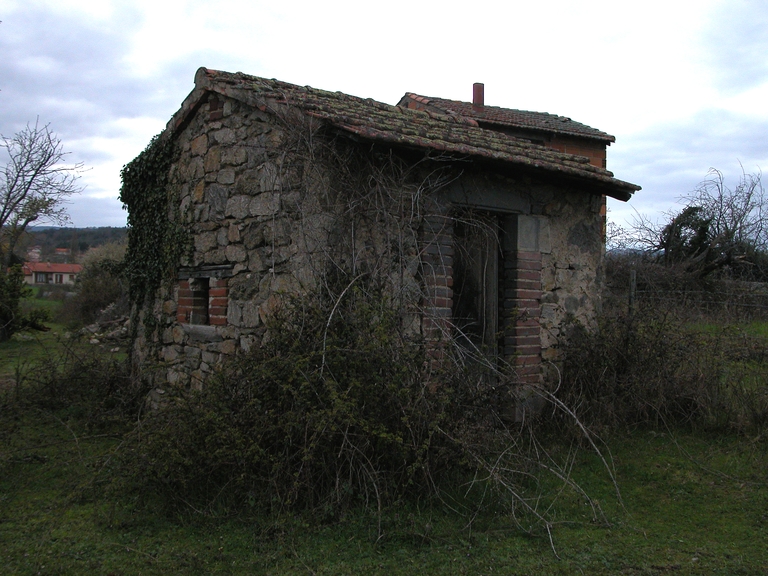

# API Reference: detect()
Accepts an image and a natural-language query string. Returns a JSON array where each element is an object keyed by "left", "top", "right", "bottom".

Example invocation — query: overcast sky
[{"left": 2, "top": 0, "right": 767, "bottom": 231}]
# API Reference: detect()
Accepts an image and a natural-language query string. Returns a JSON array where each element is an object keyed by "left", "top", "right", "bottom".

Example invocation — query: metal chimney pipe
[{"left": 473, "top": 83, "right": 484, "bottom": 108}]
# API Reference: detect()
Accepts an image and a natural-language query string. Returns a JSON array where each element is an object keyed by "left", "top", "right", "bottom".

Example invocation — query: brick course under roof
[{"left": 172, "top": 68, "right": 639, "bottom": 201}]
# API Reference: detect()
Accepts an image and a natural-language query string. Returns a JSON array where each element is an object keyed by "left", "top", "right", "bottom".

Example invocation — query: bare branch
[
  {"left": 629, "top": 166, "right": 767, "bottom": 279},
  {"left": 0, "top": 119, "right": 83, "bottom": 268}
]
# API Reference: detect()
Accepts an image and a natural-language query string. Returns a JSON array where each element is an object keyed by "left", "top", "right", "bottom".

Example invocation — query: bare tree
[
  {"left": 632, "top": 167, "right": 767, "bottom": 278},
  {"left": 0, "top": 121, "right": 83, "bottom": 341},
  {"left": 0, "top": 120, "right": 83, "bottom": 269}
]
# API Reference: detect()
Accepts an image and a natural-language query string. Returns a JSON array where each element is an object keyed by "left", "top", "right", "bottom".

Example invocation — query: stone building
[{"left": 126, "top": 68, "right": 639, "bottom": 389}]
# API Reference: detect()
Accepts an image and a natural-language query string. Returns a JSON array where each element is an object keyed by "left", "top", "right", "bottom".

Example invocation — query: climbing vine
[{"left": 119, "top": 134, "right": 186, "bottom": 334}]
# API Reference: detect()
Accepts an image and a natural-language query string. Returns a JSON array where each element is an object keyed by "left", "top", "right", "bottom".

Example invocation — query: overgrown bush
[
  {"left": 9, "top": 343, "right": 147, "bottom": 429},
  {"left": 119, "top": 283, "right": 457, "bottom": 516},
  {"left": 116, "top": 282, "right": 609, "bottom": 529},
  {"left": 556, "top": 303, "right": 768, "bottom": 434},
  {"left": 556, "top": 306, "right": 720, "bottom": 430},
  {"left": 59, "top": 241, "right": 128, "bottom": 327}
]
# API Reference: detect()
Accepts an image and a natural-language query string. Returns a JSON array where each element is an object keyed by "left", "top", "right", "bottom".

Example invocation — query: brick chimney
[{"left": 473, "top": 83, "right": 484, "bottom": 111}]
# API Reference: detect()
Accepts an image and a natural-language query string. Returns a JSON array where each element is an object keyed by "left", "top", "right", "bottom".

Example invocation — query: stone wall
[
  {"left": 539, "top": 189, "right": 605, "bottom": 379},
  {"left": 148, "top": 93, "right": 315, "bottom": 387},
  {"left": 141, "top": 93, "right": 430, "bottom": 389}
]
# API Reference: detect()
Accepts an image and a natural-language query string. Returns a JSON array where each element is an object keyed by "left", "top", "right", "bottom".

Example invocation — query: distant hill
[{"left": 22, "top": 227, "right": 127, "bottom": 263}]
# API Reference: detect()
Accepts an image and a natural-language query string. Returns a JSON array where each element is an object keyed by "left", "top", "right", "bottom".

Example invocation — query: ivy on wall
[{"left": 119, "top": 134, "right": 186, "bottom": 330}]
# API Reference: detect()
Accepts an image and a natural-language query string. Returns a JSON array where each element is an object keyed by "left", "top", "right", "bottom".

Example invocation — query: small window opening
[{"left": 188, "top": 278, "right": 210, "bottom": 325}]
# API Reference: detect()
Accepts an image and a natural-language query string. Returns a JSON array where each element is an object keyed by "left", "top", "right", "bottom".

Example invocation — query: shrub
[
  {"left": 556, "top": 306, "right": 718, "bottom": 430},
  {"left": 10, "top": 343, "right": 148, "bottom": 429},
  {"left": 120, "top": 284, "right": 455, "bottom": 516},
  {"left": 0, "top": 265, "right": 49, "bottom": 342},
  {"left": 556, "top": 303, "right": 768, "bottom": 434},
  {"left": 60, "top": 241, "right": 128, "bottom": 326},
  {"left": 117, "top": 282, "right": 605, "bottom": 527}
]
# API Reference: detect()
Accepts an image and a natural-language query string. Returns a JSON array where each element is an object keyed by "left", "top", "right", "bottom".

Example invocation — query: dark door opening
[{"left": 451, "top": 212, "right": 501, "bottom": 357}]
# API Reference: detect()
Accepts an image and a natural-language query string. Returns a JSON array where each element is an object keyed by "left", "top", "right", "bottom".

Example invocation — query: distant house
[
  {"left": 125, "top": 68, "right": 640, "bottom": 389},
  {"left": 22, "top": 262, "right": 83, "bottom": 286}
]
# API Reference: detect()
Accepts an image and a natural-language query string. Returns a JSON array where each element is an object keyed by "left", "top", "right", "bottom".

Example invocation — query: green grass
[
  {"left": 1, "top": 405, "right": 766, "bottom": 574},
  {"left": 689, "top": 318, "right": 768, "bottom": 339},
  {"left": 0, "top": 294, "right": 69, "bottom": 382},
  {"left": 0, "top": 328, "right": 72, "bottom": 381},
  {"left": 0, "top": 293, "right": 126, "bottom": 383},
  {"left": 2, "top": 299, "right": 766, "bottom": 574}
]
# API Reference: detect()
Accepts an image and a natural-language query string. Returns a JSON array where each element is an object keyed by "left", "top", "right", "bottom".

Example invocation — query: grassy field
[
  {"left": 1, "top": 296, "right": 767, "bottom": 574},
  {"left": 0, "top": 292, "right": 124, "bottom": 385},
  {"left": 1, "top": 410, "right": 765, "bottom": 575}
]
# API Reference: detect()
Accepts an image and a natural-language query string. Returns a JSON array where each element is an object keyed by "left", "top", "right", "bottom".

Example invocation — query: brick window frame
[{"left": 176, "top": 265, "right": 233, "bottom": 326}]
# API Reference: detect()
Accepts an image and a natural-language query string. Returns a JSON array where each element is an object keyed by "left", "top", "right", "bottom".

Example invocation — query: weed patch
[
  {"left": 114, "top": 284, "right": 617, "bottom": 537},
  {"left": 557, "top": 304, "right": 768, "bottom": 435}
]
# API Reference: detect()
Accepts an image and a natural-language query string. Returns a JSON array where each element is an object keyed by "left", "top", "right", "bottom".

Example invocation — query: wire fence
[{"left": 611, "top": 273, "right": 768, "bottom": 322}]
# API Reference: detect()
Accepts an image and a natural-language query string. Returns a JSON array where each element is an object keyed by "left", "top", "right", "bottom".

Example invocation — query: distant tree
[
  {"left": 0, "top": 265, "right": 48, "bottom": 341},
  {"left": 66, "top": 240, "right": 128, "bottom": 326},
  {"left": 26, "top": 227, "right": 126, "bottom": 261},
  {"left": 658, "top": 205, "right": 713, "bottom": 264},
  {"left": 0, "top": 120, "right": 83, "bottom": 268},
  {"left": 633, "top": 168, "right": 768, "bottom": 279},
  {"left": 0, "top": 120, "right": 82, "bottom": 340}
]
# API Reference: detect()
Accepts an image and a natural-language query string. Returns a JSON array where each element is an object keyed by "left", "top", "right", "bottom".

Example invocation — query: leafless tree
[
  {"left": 695, "top": 167, "right": 767, "bottom": 253},
  {"left": 631, "top": 167, "right": 767, "bottom": 278},
  {"left": 0, "top": 120, "right": 83, "bottom": 269}
]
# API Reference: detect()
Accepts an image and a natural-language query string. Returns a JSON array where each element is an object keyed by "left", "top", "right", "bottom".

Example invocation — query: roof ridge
[
  {"left": 402, "top": 92, "right": 615, "bottom": 143},
  {"left": 411, "top": 93, "right": 558, "bottom": 117}
]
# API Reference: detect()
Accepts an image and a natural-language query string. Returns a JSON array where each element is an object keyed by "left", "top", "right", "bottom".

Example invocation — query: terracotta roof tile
[
  {"left": 399, "top": 93, "right": 616, "bottom": 143},
  {"left": 184, "top": 68, "right": 638, "bottom": 200},
  {"left": 23, "top": 262, "right": 83, "bottom": 274}
]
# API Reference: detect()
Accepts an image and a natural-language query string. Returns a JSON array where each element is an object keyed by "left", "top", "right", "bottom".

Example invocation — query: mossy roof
[{"left": 173, "top": 68, "right": 639, "bottom": 201}]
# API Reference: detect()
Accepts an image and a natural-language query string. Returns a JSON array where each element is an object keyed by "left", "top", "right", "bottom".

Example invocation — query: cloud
[
  {"left": 3, "top": 0, "right": 768, "bottom": 233},
  {"left": 65, "top": 195, "right": 128, "bottom": 228},
  {"left": 0, "top": 3, "right": 170, "bottom": 227},
  {"left": 703, "top": 0, "right": 768, "bottom": 93},
  {"left": 609, "top": 107, "right": 768, "bottom": 228},
  {"left": 1, "top": 6, "right": 133, "bottom": 131}
]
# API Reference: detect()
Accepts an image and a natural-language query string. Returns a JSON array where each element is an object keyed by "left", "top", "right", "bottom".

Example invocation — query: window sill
[{"left": 181, "top": 323, "right": 222, "bottom": 342}]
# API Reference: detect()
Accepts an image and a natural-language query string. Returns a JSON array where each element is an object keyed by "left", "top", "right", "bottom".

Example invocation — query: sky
[{"left": 2, "top": 0, "right": 768, "bottom": 231}]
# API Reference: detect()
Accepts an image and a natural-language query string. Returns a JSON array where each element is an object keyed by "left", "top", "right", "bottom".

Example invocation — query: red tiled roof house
[
  {"left": 22, "top": 262, "right": 83, "bottom": 286},
  {"left": 124, "top": 68, "right": 639, "bottom": 395}
]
